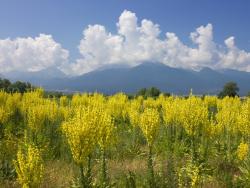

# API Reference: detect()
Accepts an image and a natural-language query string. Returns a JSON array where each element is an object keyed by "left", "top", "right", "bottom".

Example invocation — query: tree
[
  {"left": 0, "top": 78, "right": 33, "bottom": 93},
  {"left": 136, "top": 87, "right": 161, "bottom": 98},
  {"left": 136, "top": 88, "right": 147, "bottom": 97},
  {"left": 0, "top": 78, "right": 11, "bottom": 90},
  {"left": 145, "top": 87, "right": 161, "bottom": 98},
  {"left": 218, "top": 82, "right": 239, "bottom": 98}
]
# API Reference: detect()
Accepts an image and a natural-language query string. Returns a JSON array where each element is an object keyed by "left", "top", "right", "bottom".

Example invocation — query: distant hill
[
  {"left": 3, "top": 63, "right": 250, "bottom": 95},
  {"left": 3, "top": 67, "right": 67, "bottom": 85}
]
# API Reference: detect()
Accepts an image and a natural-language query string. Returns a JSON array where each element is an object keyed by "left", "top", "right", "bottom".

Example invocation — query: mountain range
[{"left": 2, "top": 62, "right": 250, "bottom": 95}]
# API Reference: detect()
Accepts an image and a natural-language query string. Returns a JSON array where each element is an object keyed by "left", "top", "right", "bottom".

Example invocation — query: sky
[{"left": 0, "top": 0, "right": 250, "bottom": 75}]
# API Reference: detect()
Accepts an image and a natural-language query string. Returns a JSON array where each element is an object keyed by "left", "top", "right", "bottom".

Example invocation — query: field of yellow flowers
[{"left": 0, "top": 89, "right": 249, "bottom": 187}]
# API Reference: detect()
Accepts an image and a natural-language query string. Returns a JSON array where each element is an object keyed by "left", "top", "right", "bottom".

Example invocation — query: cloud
[
  {"left": 0, "top": 10, "right": 249, "bottom": 75},
  {"left": 218, "top": 36, "right": 250, "bottom": 71},
  {"left": 0, "top": 34, "right": 69, "bottom": 73},
  {"left": 69, "top": 10, "right": 165, "bottom": 74},
  {"left": 68, "top": 24, "right": 124, "bottom": 74},
  {"left": 69, "top": 10, "right": 250, "bottom": 75}
]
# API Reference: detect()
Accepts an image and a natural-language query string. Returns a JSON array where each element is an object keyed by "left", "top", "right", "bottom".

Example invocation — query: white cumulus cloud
[
  {"left": 1, "top": 10, "right": 249, "bottom": 75},
  {"left": 69, "top": 10, "right": 250, "bottom": 75},
  {"left": 0, "top": 34, "right": 69, "bottom": 73},
  {"left": 218, "top": 36, "right": 250, "bottom": 71}
]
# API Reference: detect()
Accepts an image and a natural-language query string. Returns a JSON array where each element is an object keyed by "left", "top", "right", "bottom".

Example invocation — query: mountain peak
[
  {"left": 200, "top": 67, "right": 214, "bottom": 71},
  {"left": 2, "top": 62, "right": 250, "bottom": 96},
  {"left": 136, "top": 61, "right": 168, "bottom": 68},
  {"left": 95, "top": 63, "right": 131, "bottom": 72},
  {"left": 37, "top": 67, "right": 66, "bottom": 78},
  {"left": 199, "top": 67, "right": 219, "bottom": 74}
]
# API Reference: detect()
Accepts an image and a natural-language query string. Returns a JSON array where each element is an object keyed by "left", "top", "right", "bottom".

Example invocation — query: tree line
[
  {"left": 136, "top": 82, "right": 244, "bottom": 99},
  {"left": 0, "top": 78, "right": 34, "bottom": 93},
  {"left": 0, "top": 77, "right": 247, "bottom": 98}
]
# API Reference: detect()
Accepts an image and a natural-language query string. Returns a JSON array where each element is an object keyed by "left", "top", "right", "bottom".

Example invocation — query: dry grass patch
[{"left": 41, "top": 160, "right": 77, "bottom": 188}]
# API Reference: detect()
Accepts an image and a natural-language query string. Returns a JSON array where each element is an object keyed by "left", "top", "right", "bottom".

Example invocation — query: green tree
[
  {"left": 136, "top": 87, "right": 161, "bottom": 98},
  {"left": 8, "top": 81, "right": 32, "bottom": 93},
  {"left": 0, "top": 78, "right": 11, "bottom": 90},
  {"left": 136, "top": 88, "right": 147, "bottom": 97},
  {"left": 0, "top": 78, "right": 33, "bottom": 93},
  {"left": 218, "top": 82, "right": 239, "bottom": 98},
  {"left": 145, "top": 87, "right": 161, "bottom": 98}
]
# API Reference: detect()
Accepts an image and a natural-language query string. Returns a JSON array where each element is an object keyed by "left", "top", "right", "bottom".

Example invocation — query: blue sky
[{"left": 0, "top": 0, "right": 250, "bottom": 75}]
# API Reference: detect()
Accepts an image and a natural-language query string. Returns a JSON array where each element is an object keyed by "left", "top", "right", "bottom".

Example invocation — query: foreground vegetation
[{"left": 0, "top": 89, "right": 250, "bottom": 187}]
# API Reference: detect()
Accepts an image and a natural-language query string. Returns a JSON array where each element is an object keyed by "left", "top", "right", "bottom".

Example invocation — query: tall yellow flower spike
[
  {"left": 14, "top": 143, "right": 44, "bottom": 188},
  {"left": 98, "top": 109, "right": 115, "bottom": 150},
  {"left": 179, "top": 96, "right": 209, "bottom": 136},
  {"left": 237, "top": 142, "right": 249, "bottom": 161},
  {"left": 139, "top": 108, "right": 160, "bottom": 146},
  {"left": 62, "top": 105, "right": 102, "bottom": 164},
  {"left": 128, "top": 98, "right": 142, "bottom": 127}
]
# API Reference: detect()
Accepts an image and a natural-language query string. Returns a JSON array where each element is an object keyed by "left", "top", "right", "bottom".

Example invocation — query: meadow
[{"left": 0, "top": 89, "right": 249, "bottom": 188}]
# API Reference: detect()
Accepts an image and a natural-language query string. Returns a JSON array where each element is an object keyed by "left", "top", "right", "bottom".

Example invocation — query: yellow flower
[
  {"left": 128, "top": 99, "right": 142, "bottom": 127},
  {"left": 237, "top": 99, "right": 250, "bottom": 137},
  {"left": 204, "top": 95, "right": 218, "bottom": 109},
  {"left": 0, "top": 106, "right": 9, "bottom": 124},
  {"left": 27, "top": 106, "right": 47, "bottom": 132},
  {"left": 139, "top": 108, "right": 160, "bottom": 146},
  {"left": 179, "top": 96, "right": 209, "bottom": 136},
  {"left": 107, "top": 92, "right": 128, "bottom": 120},
  {"left": 14, "top": 143, "right": 44, "bottom": 188},
  {"left": 143, "top": 97, "right": 160, "bottom": 109},
  {"left": 59, "top": 96, "right": 69, "bottom": 107},
  {"left": 98, "top": 109, "right": 115, "bottom": 150},
  {"left": 237, "top": 142, "right": 249, "bottom": 161},
  {"left": 216, "top": 96, "right": 241, "bottom": 134},
  {"left": 62, "top": 105, "right": 103, "bottom": 164},
  {"left": 162, "top": 96, "right": 183, "bottom": 126},
  {"left": 0, "top": 91, "right": 21, "bottom": 124}
]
